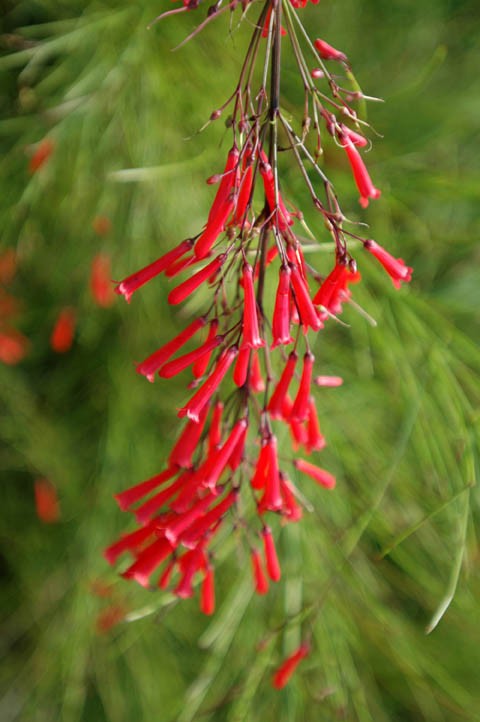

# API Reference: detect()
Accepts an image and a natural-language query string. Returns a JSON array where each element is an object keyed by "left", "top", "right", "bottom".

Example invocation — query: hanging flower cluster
[{"left": 106, "top": 0, "right": 412, "bottom": 649}]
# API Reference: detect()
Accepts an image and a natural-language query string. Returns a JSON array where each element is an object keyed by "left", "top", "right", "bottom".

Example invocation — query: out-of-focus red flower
[
  {"left": 0, "top": 327, "right": 29, "bottom": 365},
  {"left": 91, "top": 253, "right": 115, "bottom": 308},
  {"left": 272, "top": 643, "right": 310, "bottom": 689},
  {"left": 34, "top": 479, "right": 61, "bottom": 523},
  {"left": 29, "top": 138, "right": 55, "bottom": 174},
  {"left": 50, "top": 307, "right": 76, "bottom": 353},
  {"left": 92, "top": 215, "right": 112, "bottom": 236},
  {"left": 96, "top": 603, "right": 126, "bottom": 634},
  {"left": 0, "top": 249, "right": 17, "bottom": 285}
]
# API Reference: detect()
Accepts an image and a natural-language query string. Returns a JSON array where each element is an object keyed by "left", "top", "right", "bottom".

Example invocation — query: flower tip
[
  {"left": 114, "top": 284, "right": 132, "bottom": 303},
  {"left": 121, "top": 569, "right": 150, "bottom": 588},
  {"left": 113, "top": 493, "right": 129, "bottom": 512}
]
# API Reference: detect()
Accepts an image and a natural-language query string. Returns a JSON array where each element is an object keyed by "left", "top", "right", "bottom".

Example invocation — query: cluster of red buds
[{"left": 106, "top": 0, "right": 412, "bottom": 658}]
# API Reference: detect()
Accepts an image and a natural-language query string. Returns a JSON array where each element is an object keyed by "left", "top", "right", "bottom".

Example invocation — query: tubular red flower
[
  {"left": 294, "top": 458, "right": 336, "bottom": 489},
  {"left": 165, "top": 492, "right": 216, "bottom": 545},
  {"left": 169, "top": 469, "right": 204, "bottom": 514},
  {"left": 262, "top": 526, "right": 281, "bottom": 581},
  {"left": 364, "top": 239, "right": 413, "bottom": 288},
  {"left": 104, "top": 523, "right": 157, "bottom": 565},
  {"left": 250, "top": 351, "right": 265, "bottom": 393},
  {"left": 232, "top": 163, "right": 253, "bottom": 225},
  {"left": 194, "top": 148, "right": 240, "bottom": 258},
  {"left": 312, "top": 261, "right": 360, "bottom": 315},
  {"left": 169, "top": 403, "right": 210, "bottom": 468},
  {"left": 178, "top": 346, "right": 238, "bottom": 422},
  {"left": 208, "top": 400, "right": 224, "bottom": 454},
  {"left": 251, "top": 439, "right": 270, "bottom": 490},
  {"left": 174, "top": 545, "right": 207, "bottom": 598},
  {"left": 290, "top": 264, "right": 322, "bottom": 331},
  {"left": 268, "top": 351, "right": 298, "bottom": 419},
  {"left": 115, "top": 239, "right": 192, "bottom": 302},
  {"left": 272, "top": 643, "right": 310, "bottom": 689},
  {"left": 342, "top": 137, "right": 381, "bottom": 208},
  {"left": 122, "top": 537, "right": 173, "bottom": 588},
  {"left": 168, "top": 254, "right": 225, "bottom": 305},
  {"left": 201, "top": 418, "right": 248, "bottom": 489},
  {"left": 338, "top": 124, "right": 368, "bottom": 148},
  {"left": 206, "top": 147, "right": 239, "bottom": 226},
  {"left": 194, "top": 210, "right": 231, "bottom": 260},
  {"left": 201, "top": 562, "right": 215, "bottom": 615},
  {"left": 158, "top": 559, "right": 175, "bottom": 590},
  {"left": 251, "top": 548, "right": 269, "bottom": 595},
  {"left": 271, "top": 265, "right": 294, "bottom": 349},
  {"left": 280, "top": 474, "right": 303, "bottom": 522},
  {"left": 306, "top": 396, "right": 326, "bottom": 453},
  {"left": 314, "top": 375, "right": 344, "bottom": 387},
  {"left": 258, "top": 435, "right": 283, "bottom": 512},
  {"left": 137, "top": 317, "right": 206, "bottom": 382},
  {"left": 180, "top": 489, "right": 237, "bottom": 548},
  {"left": 259, "top": 155, "right": 292, "bottom": 230},
  {"left": 134, "top": 472, "right": 191, "bottom": 525},
  {"left": 228, "top": 422, "right": 248, "bottom": 471},
  {"left": 114, "top": 467, "right": 178, "bottom": 511},
  {"left": 164, "top": 253, "right": 195, "bottom": 279},
  {"left": 233, "top": 345, "right": 250, "bottom": 387},
  {"left": 192, "top": 319, "right": 219, "bottom": 378},
  {"left": 291, "top": 352, "right": 314, "bottom": 422},
  {"left": 241, "top": 263, "right": 265, "bottom": 350},
  {"left": 289, "top": 417, "right": 308, "bottom": 451},
  {"left": 314, "top": 38, "right": 347, "bottom": 62},
  {"left": 158, "top": 335, "right": 223, "bottom": 378},
  {"left": 50, "top": 307, "right": 76, "bottom": 353}
]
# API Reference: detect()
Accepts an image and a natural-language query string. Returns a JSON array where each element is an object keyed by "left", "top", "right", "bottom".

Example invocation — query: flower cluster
[{"left": 107, "top": 0, "right": 412, "bottom": 639}]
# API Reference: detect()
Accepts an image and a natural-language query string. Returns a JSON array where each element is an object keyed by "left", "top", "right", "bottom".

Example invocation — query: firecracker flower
[{"left": 106, "top": 0, "right": 413, "bottom": 683}]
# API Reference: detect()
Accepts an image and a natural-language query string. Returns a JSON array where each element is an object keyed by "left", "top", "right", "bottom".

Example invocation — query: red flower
[
  {"left": 294, "top": 458, "right": 336, "bottom": 489},
  {"left": 91, "top": 253, "right": 115, "bottom": 307},
  {"left": 137, "top": 317, "right": 206, "bottom": 382},
  {"left": 271, "top": 265, "right": 294, "bottom": 348},
  {"left": 268, "top": 351, "right": 298, "bottom": 419},
  {"left": 29, "top": 138, "right": 54, "bottom": 174},
  {"left": 290, "top": 264, "right": 322, "bottom": 331},
  {"left": 34, "top": 479, "right": 61, "bottom": 523},
  {"left": 251, "top": 548, "right": 269, "bottom": 595},
  {"left": 313, "top": 260, "right": 360, "bottom": 316},
  {"left": 241, "top": 263, "right": 265, "bottom": 350},
  {"left": 291, "top": 352, "right": 314, "bottom": 422},
  {"left": 272, "top": 643, "right": 310, "bottom": 689},
  {"left": 0, "top": 328, "right": 29, "bottom": 365},
  {"left": 201, "top": 562, "right": 215, "bottom": 615},
  {"left": 194, "top": 147, "right": 239, "bottom": 259},
  {"left": 50, "top": 307, "right": 76, "bottom": 353},
  {"left": 115, "top": 239, "right": 193, "bottom": 303},
  {"left": 168, "top": 254, "right": 225, "bottom": 305},
  {"left": 314, "top": 38, "right": 347, "bottom": 62},
  {"left": 178, "top": 346, "right": 238, "bottom": 422},
  {"left": 262, "top": 526, "right": 281, "bottom": 582},
  {"left": 364, "top": 239, "right": 413, "bottom": 288},
  {"left": 342, "top": 137, "right": 381, "bottom": 208}
]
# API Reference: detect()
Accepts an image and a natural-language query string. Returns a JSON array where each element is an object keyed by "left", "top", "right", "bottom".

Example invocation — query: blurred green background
[{"left": 1, "top": 1, "right": 479, "bottom": 720}]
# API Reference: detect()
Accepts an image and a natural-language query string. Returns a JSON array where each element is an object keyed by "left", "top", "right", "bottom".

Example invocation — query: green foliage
[{"left": 1, "top": 1, "right": 479, "bottom": 720}]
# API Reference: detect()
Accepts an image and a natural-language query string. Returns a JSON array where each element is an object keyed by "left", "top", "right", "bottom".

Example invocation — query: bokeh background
[{"left": 1, "top": 1, "right": 479, "bottom": 720}]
